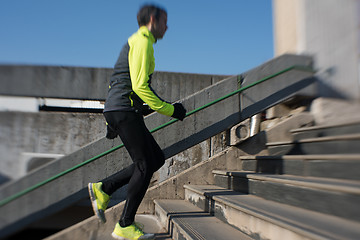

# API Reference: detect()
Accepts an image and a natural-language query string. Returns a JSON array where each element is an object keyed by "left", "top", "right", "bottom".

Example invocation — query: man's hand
[{"left": 172, "top": 103, "right": 186, "bottom": 121}]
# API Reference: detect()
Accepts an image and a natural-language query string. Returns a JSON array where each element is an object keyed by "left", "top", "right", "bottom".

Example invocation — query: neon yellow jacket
[{"left": 104, "top": 26, "right": 174, "bottom": 117}]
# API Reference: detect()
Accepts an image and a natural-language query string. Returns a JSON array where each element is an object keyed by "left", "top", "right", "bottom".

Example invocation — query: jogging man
[{"left": 88, "top": 4, "right": 186, "bottom": 240}]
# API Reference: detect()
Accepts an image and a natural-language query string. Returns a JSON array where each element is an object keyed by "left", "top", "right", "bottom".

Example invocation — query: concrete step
[
  {"left": 291, "top": 120, "right": 360, "bottom": 141},
  {"left": 43, "top": 214, "right": 170, "bottom": 240},
  {"left": 154, "top": 199, "right": 253, "bottom": 240},
  {"left": 266, "top": 133, "right": 360, "bottom": 155},
  {"left": 213, "top": 171, "right": 360, "bottom": 221},
  {"left": 239, "top": 154, "right": 360, "bottom": 180},
  {"left": 184, "top": 184, "right": 360, "bottom": 240},
  {"left": 39, "top": 146, "right": 245, "bottom": 240}
]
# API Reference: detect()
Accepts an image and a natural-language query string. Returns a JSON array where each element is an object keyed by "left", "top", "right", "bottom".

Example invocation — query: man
[{"left": 88, "top": 4, "right": 186, "bottom": 240}]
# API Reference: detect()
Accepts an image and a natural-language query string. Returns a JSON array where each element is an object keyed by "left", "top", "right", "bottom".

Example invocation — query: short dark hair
[{"left": 137, "top": 4, "right": 167, "bottom": 27}]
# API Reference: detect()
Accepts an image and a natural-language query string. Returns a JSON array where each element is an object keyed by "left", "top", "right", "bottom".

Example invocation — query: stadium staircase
[{"left": 1, "top": 54, "right": 360, "bottom": 240}]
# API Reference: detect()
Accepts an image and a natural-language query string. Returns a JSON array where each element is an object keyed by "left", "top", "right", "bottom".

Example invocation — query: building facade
[{"left": 273, "top": 0, "right": 360, "bottom": 99}]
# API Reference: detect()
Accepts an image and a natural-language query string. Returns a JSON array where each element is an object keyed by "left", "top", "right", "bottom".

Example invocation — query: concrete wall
[
  {"left": 0, "top": 67, "right": 228, "bottom": 183},
  {"left": 273, "top": 0, "right": 360, "bottom": 99},
  {"left": 0, "top": 65, "right": 228, "bottom": 101},
  {"left": 0, "top": 112, "right": 105, "bottom": 182}
]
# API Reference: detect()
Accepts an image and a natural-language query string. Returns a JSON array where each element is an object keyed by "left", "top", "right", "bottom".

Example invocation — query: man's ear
[{"left": 149, "top": 15, "right": 156, "bottom": 25}]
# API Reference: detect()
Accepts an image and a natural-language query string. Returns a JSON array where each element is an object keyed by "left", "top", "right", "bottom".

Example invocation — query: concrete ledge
[
  {"left": 265, "top": 112, "right": 314, "bottom": 142},
  {"left": 0, "top": 65, "right": 228, "bottom": 100},
  {"left": 19, "top": 152, "right": 64, "bottom": 178},
  {"left": 0, "top": 111, "right": 105, "bottom": 181},
  {"left": 310, "top": 98, "right": 360, "bottom": 125}
]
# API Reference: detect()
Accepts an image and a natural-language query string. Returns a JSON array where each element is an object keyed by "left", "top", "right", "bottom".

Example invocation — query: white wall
[{"left": 273, "top": 0, "right": 360, "bottom": 99}]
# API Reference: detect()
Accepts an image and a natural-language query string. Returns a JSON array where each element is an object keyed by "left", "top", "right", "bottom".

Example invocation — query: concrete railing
[{"left": 0, "top": 54, "right": 316, "bottom": 238}]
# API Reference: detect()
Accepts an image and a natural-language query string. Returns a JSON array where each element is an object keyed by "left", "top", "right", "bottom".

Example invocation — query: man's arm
[{"left": 128, "top": 37, "right": 174, "bottom": 117}]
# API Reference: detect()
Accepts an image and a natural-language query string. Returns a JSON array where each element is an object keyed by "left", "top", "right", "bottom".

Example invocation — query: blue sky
[{"left": 0, "top": 1, "right": 274, "bottom": 75}]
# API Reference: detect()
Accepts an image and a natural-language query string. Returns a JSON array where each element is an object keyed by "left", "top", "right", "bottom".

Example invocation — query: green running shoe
[
  {"left": 111, "top": 222, "right": 155, "bottom": 240},
  {"left": 88, "top": 182, "right": 110, "bottom": 223}
]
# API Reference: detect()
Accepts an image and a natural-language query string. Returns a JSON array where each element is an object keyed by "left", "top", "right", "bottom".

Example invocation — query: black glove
[{"left": 172, "top": 103, "right": 186, "bottom": 121}]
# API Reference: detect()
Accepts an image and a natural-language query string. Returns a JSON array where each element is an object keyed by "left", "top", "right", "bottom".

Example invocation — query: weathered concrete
[
  {"left": 266, "top": 104, "right": 292, "bottom": 119},
  {"left": 0, "top": 70, "right": 228, "bottom": 183},
  {"left": 310, "top": 97, "right": 360, "bottom": 126},
  {"left": 239, "top": 56, "right": 315, "bottom": 120},
  {"left": 230, "top": 109, "right": 314, "bottom": 149},
  {"left": 229, "top": 119, "right": 251, "bottom": 146},
  {"left": 0, "top": 111, "right": 105, "bottom": 180},
  {"left": 0, "top": 54, "right": 315, "bottom": 238},
  {"left": 240, "top": 154, "right": 360, "bottom": 180},
  {"left": 265, "top": 112, "right": 314, "bottom": 142},
  {"left": 291, "top": 119, "right": 360, "bottom": 141},
  {"left": 0, "top": 66, "right": 228, "bottom": 100},
  {"left": 154, "top": 199, "right": 252, "bottom": 240},
  {"left": 184, "top": 184, "right": 360, "bottom": 240},
  {"left": 44, "top": 146, "right": 246, "bottom": 240},
  {"left": 156, "top": 130, "right": 228, "bottom": 185},
  {"left": 19, "top": 153, "right": 65, "bottom": 176}
]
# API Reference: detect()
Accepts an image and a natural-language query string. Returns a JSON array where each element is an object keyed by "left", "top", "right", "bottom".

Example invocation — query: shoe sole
[
  {"left": 111, "top": 232, "right": 155, "bottom": 240},
  {"left": 111, "top": 232, "right": 127, "bottom": 240},
  {"left": 88, "top": 183, "right": 106, "bottom": 223}
]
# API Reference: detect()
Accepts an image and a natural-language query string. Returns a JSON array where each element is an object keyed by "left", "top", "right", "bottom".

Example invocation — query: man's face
[{"left": 152, "top": 12, "right": 168, "bottom": 40}]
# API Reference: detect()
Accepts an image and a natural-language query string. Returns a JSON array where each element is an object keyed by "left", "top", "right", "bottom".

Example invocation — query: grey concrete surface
[
  {"left": 310, "top": 97, "right": 360, "bottom": 126},
  {"left": 0, "top": 70, "right": 228, "bottom": 183},
  {"left": 0, "top": 66, "right": 228, "bottom": 100},
  {"left": 291, "top": 119, "right": 360, "bottom": 140},
  {"left": 44, "top": 145, "right": 247, "bottom": 240},
  {"left": 247, "top": 174, "right": 360, "bottom": 221},
  {"left": 184, "top": 184, "right": 360, "bottom": 240},
  {"left": 237, "top": 154, "right": 360, "bottom": 180},
  {"left": 68, "top": 214, "right": 170, "bottom": 240},
  {"left": 154, "top": 199, "right": 252, "bottom": 240},
  {"left": 214, "top": 170, "right": 360, "bottom": 221},
  {"left": 229, "top": 119, "right": 251, "bottom": 146},
  {"left": 265, "top": 112, "right": 314, "bottom": 142},
  {"left": 0, "top": 54, "right": 315, "bottom": 238},
  {"left": 0, "top": 111, "right": 105, "bottom": 181}
]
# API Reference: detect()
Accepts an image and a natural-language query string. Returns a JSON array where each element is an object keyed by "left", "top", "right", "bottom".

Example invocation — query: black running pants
[{"left": 102, "top": 111, "right": 165, "bottom": 227}]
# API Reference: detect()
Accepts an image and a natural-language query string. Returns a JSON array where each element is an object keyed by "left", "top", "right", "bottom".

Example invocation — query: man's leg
[
  {"left": 101, "top": 163, "right": 135, "bottom": 196},
  {"left": 113, "top": 112, "right": 165, "bottom": 226},
  {"left": 89, "top": 112, "right": 138, "bottom": 223},
  {"left": 103, "top": 111, "right": 165, "bottom": 226}
]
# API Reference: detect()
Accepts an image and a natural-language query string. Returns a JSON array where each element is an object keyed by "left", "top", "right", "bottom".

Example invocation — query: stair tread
[
  {"left": 238, "top": 154, "right": 360, "bottom": 160},
  {"left": 290, "top": 120, "right": 360, "bottom": 133},
  {"left": 212, "top": 171, "right": 360, "bottom": 194},
  {"left": 266, "top": 133, "right": 360, "bottom": 146},
  {"left": 155, "top": 199, "right": 253, "bottom": 240},
  {"left": 247, "top": 174, "right": 360, "bottom": 193},
  {"left": 184, "top": 185, "right": 360, "bottom": 240}
]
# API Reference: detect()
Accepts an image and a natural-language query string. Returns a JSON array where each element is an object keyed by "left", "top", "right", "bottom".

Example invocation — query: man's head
[{"left": 137, "top": 4, "right": 168, "bottom": 40}]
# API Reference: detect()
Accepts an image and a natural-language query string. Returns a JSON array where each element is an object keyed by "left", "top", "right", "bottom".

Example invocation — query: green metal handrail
[{"left": 0, "top": 65, "right": 315, "bottom": 207}]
